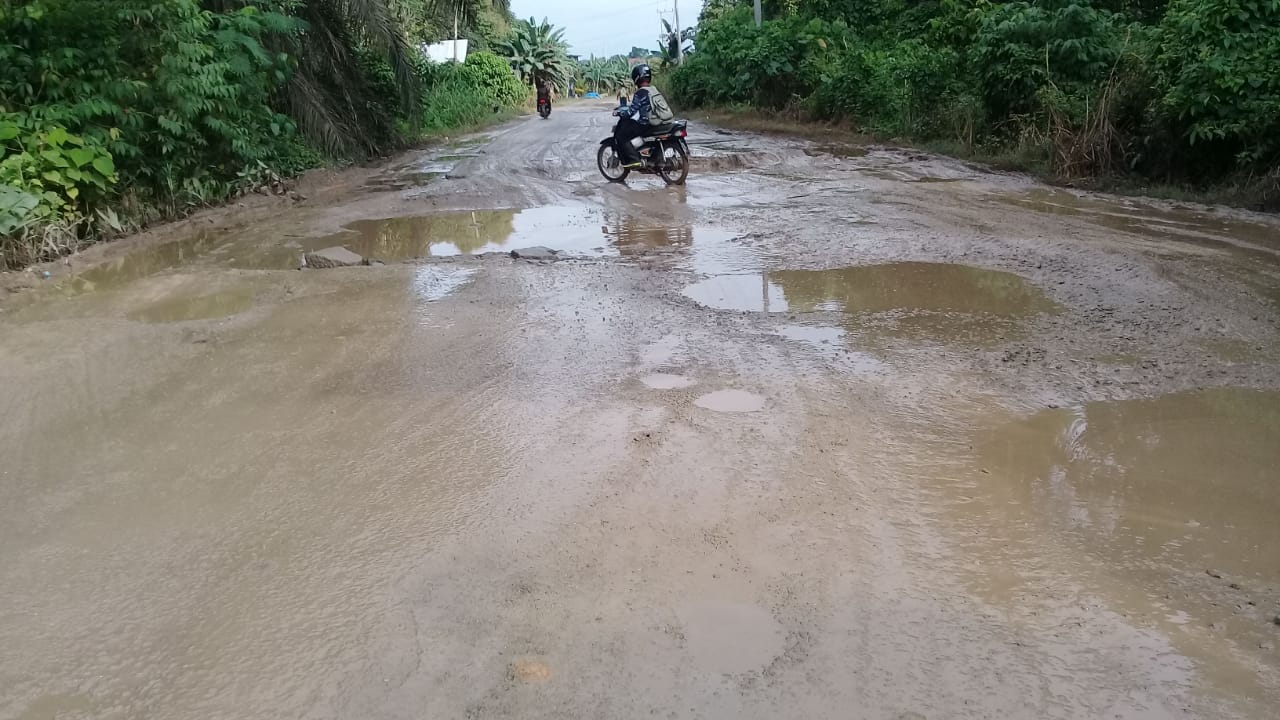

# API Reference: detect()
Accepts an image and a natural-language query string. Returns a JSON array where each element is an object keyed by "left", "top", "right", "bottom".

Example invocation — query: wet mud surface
[{"left": 2, "top": 103, "right": 1279, "bottom": 719}]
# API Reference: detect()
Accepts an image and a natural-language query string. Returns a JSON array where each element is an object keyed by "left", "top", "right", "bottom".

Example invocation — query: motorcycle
[
  {"left": 537, "top": 97, "right": 551, "bottom": 119},
  {"left": 597, "top": 109, "right": 690, "bottom": 185}
]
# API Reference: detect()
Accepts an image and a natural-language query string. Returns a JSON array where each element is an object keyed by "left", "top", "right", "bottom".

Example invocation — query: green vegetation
[
  {"left": 673, "top": 0, "right": 1280, "bottom": 208},
  {"left": 420, "top": 51, "right": 527, "bottom": 133},
  {"left": 496, "top": 16, "right": 575, "bottom": 89},
  {"left": 581, "top": 57, "right": 632, "bottom": 95},
  {"left": 0, "top": 0, "right": 529, "bottom": 269}
]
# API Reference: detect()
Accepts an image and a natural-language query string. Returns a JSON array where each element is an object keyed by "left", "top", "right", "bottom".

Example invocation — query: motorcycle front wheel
[
  {"left": 597, "top": 143, "right": 629, "bottom": 183},
  {"left": 658, "top": 143, "right": 689, "bottom": 186}
]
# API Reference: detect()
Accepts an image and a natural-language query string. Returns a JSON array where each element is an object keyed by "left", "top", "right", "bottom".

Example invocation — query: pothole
[
  {"left": 972, "top": 388, "right": 1280, "bottom": 584},
  {"left": 311, "top": 206, "right": 761, "bottom": 272},
  {"left": 958, "top": 388, "right": 1280, "bottom": 656}
]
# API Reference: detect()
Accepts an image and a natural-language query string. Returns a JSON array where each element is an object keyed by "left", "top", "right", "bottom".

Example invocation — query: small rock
[
  {"left": 304, "top": 246, "right": 365, "bottom": 269},
  {"left": 1273, "top": 615, "right": 1280, "bottom": 627},
  {"left": 509, "top": 246, "right": 558, "bottom": 261},
  {"left": 1206, "top": 569, "right": 1223, "bottom": 579}
]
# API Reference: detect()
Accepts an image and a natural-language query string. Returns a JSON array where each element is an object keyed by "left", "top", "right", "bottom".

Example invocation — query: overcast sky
[{"left": 510, "top": 0, "right": 706, "bottom": 59}]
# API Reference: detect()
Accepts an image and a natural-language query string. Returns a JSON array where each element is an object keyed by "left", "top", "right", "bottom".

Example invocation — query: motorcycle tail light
[{"left": 678, "top": 129, "right": 687, "bottom": 137}]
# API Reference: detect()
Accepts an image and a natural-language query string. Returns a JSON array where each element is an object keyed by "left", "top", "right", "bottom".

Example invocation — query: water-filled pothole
[
  {"left": 683, "top": 262, "right": 1056, "bottom": 317},
  {"left": 314, "top": 206, "right": 762, "bottom": 272},
  {"left": 971, "top": 388, "right": 1280, "bottom": 585}
]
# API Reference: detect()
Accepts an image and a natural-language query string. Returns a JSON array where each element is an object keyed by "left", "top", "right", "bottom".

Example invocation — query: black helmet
[{"left": 631, "top": 63, "right": 652, "bottom": 85}]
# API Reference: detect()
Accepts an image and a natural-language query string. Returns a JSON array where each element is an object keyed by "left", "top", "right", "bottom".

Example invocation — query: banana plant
[{"left": 495, "top": 16, "right": 571, "bottom": 90}]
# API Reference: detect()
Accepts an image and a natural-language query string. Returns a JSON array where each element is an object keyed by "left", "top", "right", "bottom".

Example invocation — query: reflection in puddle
[
  {"left": 774, "top": 324, "right": 888, "bottom": 372},
  {"left": 998, "top": 188, "right": 1280, "bottom": 259},
  {"left": 57, "top": 205, "right": 767, "bottom": 297},
  {"left": 128, "top": 287, "right": 254, "bottom": 323},
  {"left": 961, "top": 386, "right": 1280, "bottom": 683},
  {"left": 62, "top": 233, "right": 231, "bottom": 294},
  {"left": 928, "top": 388, "right": 1280, "bottom": 701},
  {"left": 317, "top": 206, "right": 762, "bottom": 273},
  {"left": 60, "top": 231, "right": 308, "bottom": 296},
  {"left": 685, "top": 262, "right": 1056, "bottom": 317},
  {"left": 974, "top": 388, "right": 1280, "bottom": 584}
]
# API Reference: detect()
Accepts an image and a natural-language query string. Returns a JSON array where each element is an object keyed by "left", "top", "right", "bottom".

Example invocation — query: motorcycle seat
[{"left": 643, "top": 120, "right": 687, "bottom": 140}]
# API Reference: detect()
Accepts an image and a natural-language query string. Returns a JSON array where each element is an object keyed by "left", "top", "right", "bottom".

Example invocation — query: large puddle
[
  {"left": 974, "top": 388, "right": 1280, "bottom": 584},
  {"left": 953, "top": 387, "right": 1280, "bottom": 678},
  {"left": 684, "top": 262, "right": 1057, "bottom": 317},
  {"left": 51, "top": 205, "right": 767, "bottom": 297},
  {"left": 314, "top": 206, "right": 762, "bottom": 273}
]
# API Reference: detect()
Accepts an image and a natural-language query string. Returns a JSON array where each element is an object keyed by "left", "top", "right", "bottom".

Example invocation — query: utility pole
[
  {"left": 673, "top": 0, "right": 683, "bottom": 64},
  {"left": 453, "top": 7, "right": 459, "bottom": 63},
  {"left": 754, "top": 0, "right": 762, "bottom": 28}
]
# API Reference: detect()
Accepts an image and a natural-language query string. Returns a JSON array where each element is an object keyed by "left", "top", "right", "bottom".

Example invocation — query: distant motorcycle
[
  {"left": 537, "top": 97, "right": 551, "bottom": 119},
  {"left": 597, "top": 108, "right": 689, "bottom": 185}
]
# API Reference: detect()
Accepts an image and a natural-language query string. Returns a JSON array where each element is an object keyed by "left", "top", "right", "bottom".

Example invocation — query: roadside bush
[
  {"left": 684, "top": 0, "right": 1279, "bottom": 201},
  {"left": 1154, "top": 0, "right": 1280, "bottom": 170},
  {"left": 420, "top": 53, "right": 527, "bottom": 134},
  {"left": 969, "top": 1, "right": 1128, "bottom": 120},
  {"left": 0, "top": 0, "right": 302, "bottom": 267},
  {"left": 458, "top": 52, "right": 529, "bottom": 109},
  {"left": 670, "top": 8, "right": 851, "bottom": 110},
  {"left": 811, "top": 40, "right": 963, "bottom": 136}
]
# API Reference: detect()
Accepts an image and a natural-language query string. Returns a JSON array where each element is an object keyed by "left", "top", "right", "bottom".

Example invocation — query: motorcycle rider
[
  {"left": 613, "top": 64, "right": 674, "bottom": 168},
  {"left": 536, "top": 78, "right": 552, "bottom": 110}
]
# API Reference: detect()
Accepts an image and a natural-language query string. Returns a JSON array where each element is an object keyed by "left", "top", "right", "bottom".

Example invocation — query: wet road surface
[{"left": 3, "top": 102, "right": 1280, "bottom": 719}]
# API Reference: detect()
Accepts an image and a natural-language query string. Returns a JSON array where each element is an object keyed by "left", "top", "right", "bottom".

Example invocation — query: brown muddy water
[
  {"left": 930, "top": 388, "right": 1280, "bottom": 701},
  {"left": 314, "top": 205, "right": 756, "bottom": 269},
  {"left": 972, "top": 388, "right": 1280, "bottom": 587}
]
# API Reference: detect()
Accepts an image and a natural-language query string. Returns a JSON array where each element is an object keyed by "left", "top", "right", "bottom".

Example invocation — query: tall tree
[{"left": 282, "top": 0, "right": 421, "bottom": 157}]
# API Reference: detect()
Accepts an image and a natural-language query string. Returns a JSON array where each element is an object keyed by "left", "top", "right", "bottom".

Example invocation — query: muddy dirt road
[{"left": 3, "top": 103, "right": 1280, "bottom": 720}]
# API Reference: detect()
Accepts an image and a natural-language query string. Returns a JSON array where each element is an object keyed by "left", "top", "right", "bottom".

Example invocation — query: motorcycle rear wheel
[
  {"left": 658, "top": 144, "right": 689, "bottom": 185},
  {"left": 597, "top": 144, "right": 629, "bottom": 183}
]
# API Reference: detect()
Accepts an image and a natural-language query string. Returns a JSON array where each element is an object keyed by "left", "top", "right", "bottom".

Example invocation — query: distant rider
[
  {"left": 613, "top": 64, "right": 674, "bottom": 168},
  {"left": 537, "top": 79, "right": 552, "bottom": 108}
]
